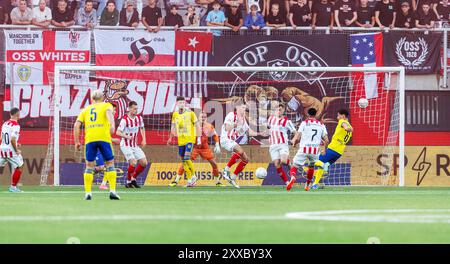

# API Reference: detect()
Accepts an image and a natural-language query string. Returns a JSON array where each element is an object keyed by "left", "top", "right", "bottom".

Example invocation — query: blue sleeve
[
  {"left": 243, "top": 15, "right": 251, "bottom": 27},
  {"left": 205, "top": 11, "right": 212, "bottom": 22}
]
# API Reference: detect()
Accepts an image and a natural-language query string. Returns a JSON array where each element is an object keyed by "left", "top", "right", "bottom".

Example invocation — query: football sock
[
  {"left": 127, "top": 165, "right": 135, "bottom": 181},
  {"left": 134, "top": 164, "right": 146, "bottom": 179},
  {"left": 276, "top": 167, "right": 288, "bottom": 182},
  {"left": 83, "top": 169, "right": 94, "bottom": 194},
  {"left": 233, "top": 160, "right": 247, "bottom": 175},
  {"left": 106, "top": 166, "right": 117, "bottom": 192},
  {"left": 306, "top": 167, "right": 314, "bottom": 185},
  {"left": 227, "top": 153, "right": 241, "bottom": 168},
  {"left": 11, "top": 169, "right": 22, "bottom": 187},
  {"left": 290, "top": 167, "right": 298, "bottom": 178},
  {"left": 314, "top": 168, "right": 325, "bottom": 185}
]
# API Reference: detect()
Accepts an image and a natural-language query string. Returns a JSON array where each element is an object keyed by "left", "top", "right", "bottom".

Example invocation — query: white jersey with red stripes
[
  {"left": 1, "top": 119, "right": 20, "bottom": 158},
  {"left": 267, "top": 115, "right": 296, "bottom": 145},
  {"left": 298, "top": 118, "right": 327, "bottom": 155},
  {"left": 118, "top": 114, "right": 144, "bottom": 147},
  {"left": 220, "top": 111, "right": 249, "bottom": 142}
]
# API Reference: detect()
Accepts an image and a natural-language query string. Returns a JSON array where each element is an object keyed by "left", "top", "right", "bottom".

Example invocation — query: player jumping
[
  {"left": 221, "top": 102, "right": 261, "bottom": 189},
  {"left": 288, "top": 108, "right": 328, "bottom": 191},
  {"left": 171, "top": 111, "right": 223, "bottom": 187},
  {"left": 311, "top": 109, "right": 353, "bottom": 190},
  {"left": 0, "top": 108, "right": 24, "bottom": 192},
  {"left": 116, "top": 101, "right": 148, "bottom": 188},
  {"left": 74, "top": 90, "right": 120, "bottom": 200},
  {"left": 267, "top": 103, "right": 298, "bottom": 185},
  {"left": 167, "top": 97, "right": 201, "bottom": 187}
]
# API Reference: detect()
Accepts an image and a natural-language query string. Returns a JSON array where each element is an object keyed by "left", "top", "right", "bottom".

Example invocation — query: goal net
[{"left": 40, "top": 66, "right": 405, "bottom": 187}]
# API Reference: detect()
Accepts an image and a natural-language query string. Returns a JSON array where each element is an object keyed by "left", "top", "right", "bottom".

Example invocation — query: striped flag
[
  {"left": 350, "top": 32, "right": 383, "bottom": 99},
  {"left": 174, "top": 31, "right": 213, "bottom": 98}
]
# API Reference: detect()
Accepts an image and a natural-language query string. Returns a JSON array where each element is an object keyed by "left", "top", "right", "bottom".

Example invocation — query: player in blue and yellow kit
[
  {"left": 167, "top": 97, "right": 201, "bottom": 187},
  {"left": 311, "top": 109, "right": 353, "bottom": 190},
  {"left": 74, "top": 90, "right": 120, "bottom": 200}
]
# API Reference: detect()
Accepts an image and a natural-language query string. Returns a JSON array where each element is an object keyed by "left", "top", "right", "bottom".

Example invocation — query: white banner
[{"left": 5, "top": 30, "right": 91, "bottom": 85}]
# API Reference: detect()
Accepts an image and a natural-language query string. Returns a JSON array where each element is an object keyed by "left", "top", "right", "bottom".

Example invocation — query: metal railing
[{"left": 1, "top": 24, "right": 449, "bottom": 88}]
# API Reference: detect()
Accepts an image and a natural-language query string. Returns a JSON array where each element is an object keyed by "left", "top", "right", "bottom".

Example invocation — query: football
[
  {"left": 255, "top": 167, "right": 268, "bottom": 179},
  {"left": 358, "top": 98, "right": 369, "bottom": 108}
]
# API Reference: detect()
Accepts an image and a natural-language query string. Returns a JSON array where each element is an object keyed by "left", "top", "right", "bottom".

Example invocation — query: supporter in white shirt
[{"left": 32, "top": 0, "right": 52, "bottom": 27}]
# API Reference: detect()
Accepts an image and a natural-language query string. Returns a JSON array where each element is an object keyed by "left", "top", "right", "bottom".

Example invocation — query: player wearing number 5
[
  {"left": 74, "top": 90, "right": 120, "bottom": 200},
  {"left": 311, "top": 109, "right": 353, "bottom": 190}
]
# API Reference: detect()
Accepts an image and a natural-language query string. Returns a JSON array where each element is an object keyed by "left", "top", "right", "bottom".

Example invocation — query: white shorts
[
  {"left": 120, "top": 146, "right": 146, "bottom": 162},
  {"left": 220, "top": 138, "right": 238, "bottom": 152},
  {"left": 0, "top": 154, "right": 24, "bottom": 169},
  {"left": 269, "top": 144, "right": 290, "bottom": 161},
  {"left": 293, "top": 152, "right": 319, "bottom": 167}
]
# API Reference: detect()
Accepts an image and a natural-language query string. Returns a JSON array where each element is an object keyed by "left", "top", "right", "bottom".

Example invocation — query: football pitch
[{"left": 1, "top": 186, "right": 450, "bottom": 244}]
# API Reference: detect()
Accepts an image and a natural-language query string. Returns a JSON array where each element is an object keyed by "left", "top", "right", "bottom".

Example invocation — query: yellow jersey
[
  {"left": 172, "top": 110, "right": 197, "bottom": 146},
  {"left": 76, "top": 102, "right": 113, "bottom": 144},
  {"left": 328, "top": 119, "right": 352, "bottom": 155}
]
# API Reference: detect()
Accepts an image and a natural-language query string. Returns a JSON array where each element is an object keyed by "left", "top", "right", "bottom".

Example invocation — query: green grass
[{"left": 1, "top": 186, "right": 450, "bottom": 243}]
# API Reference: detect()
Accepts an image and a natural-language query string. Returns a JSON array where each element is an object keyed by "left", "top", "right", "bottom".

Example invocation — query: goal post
[{"left": 45, "top": 65, "right": 405, "bottom": 187}]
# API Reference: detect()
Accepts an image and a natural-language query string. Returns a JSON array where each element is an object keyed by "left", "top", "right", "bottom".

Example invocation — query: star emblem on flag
[
  {"left": 350, "top": 34, "right": 376, "bottom": 64},
  {"left": 188, "top": 37, "right": 199, "bottom": 48}
]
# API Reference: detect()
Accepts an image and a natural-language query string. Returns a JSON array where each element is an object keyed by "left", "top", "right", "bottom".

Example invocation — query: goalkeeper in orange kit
[{"left": 170, "top": 111, "right": 223, "bottom": 187}]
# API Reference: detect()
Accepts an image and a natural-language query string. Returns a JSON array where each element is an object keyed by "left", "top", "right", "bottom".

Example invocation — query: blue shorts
[
  {"left": 85, "top": 141, "right": 114, "bottom": 163},
  {"left": 178, "top": 143, "right": 194, "bottom": 161},
  {"left": 319, "top": 148, "right": 341, "bottom": 165},
  {"left": 95, "top": 150, "right": 105, "bottom": 166}
]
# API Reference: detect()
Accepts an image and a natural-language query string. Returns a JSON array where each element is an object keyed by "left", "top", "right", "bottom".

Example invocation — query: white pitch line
[
  {"left": 285, "top": 209, "right": 450, "bottom": 224},
  {"left": 0, "top": 215, "right": 287, "bottom": 222}
]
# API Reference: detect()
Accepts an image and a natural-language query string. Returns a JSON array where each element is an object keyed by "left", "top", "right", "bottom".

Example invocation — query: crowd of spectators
[{"left": 0, "top": 0, "right": 449, "bottom": 30}]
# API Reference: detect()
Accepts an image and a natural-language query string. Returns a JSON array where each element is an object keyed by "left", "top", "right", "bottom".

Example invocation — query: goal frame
[{"left": 53, "top": 65, "right": 406, "bottom": 187}]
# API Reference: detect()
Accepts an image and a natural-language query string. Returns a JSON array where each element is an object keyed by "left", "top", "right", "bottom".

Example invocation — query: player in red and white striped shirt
[
  {"left": 288, "top": 108, "right": 329, "bottom": 191},
  {"left": 267, "top": 103, "right": 298, "bottom": 185},
  {"left": 220, "top": 103, "right": 262, "bottom": 188},
  {"left": 116, "top": 101, "right": 148, "bottom": 188},
  {"left": 0, "top": 108, "right": 24, "bottom": 192}
]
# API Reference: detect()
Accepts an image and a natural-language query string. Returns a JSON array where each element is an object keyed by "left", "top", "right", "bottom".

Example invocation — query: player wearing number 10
[
  {"left": 74, "top": 90, "right": 120, "bottom": 200},
  {"left": 311, "top": 109, "right": 353, "bottom": 190}
]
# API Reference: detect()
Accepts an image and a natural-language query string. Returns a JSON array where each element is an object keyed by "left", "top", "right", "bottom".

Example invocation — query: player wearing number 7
[
  {"left": 311, "top": 109, "right": 353, "bottom": 190},
  {"left": 74, "top": 90, "right": 120, "bottom": 200}
]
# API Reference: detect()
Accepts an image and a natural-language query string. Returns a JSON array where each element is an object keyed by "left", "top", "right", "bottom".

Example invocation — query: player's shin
[
  {"left": 226, "top": 153, "right": 241, "bottom": 169},
  {"left": 134, "top": 164, "right": 146, "bottom": 178},
  {"left": 276, "top": 166, "right": 288, "bottom": 183},
  {"left": 106, "top": 166, "right": 117, "bottom": 192},
  {"left": 176, "top": 165, "right": 184, "bottom": 183},
  {"left": 306, "top": 167, "right": 314, "bottom": 185},
  {"left": 182, "top": 160, "right": 192, "bottom": 179},
  {"left": 289, "top": 166, "right": 298, "bottom": 179},
  {"left": 186, "top": 159, "right": 195, "bottom": 181},
  {"left": 11, "top": 168, "right": 22, "bottom": 187},
  {"left": 233, "top": 159, "right": 248, "bottom": 176},
  {"left": 83, "top": 168, "right": 94, "bottom": 194},
  {"left": 314, "top": 168, "right": 325, "bottom": 185},
  {"left": 127, "top": 164, "right": 135, "bottom": 182}
]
